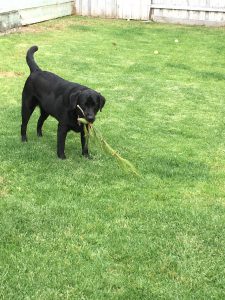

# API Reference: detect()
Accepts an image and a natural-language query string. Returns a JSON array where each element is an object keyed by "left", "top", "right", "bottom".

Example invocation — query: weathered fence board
[
  {"left": 150, "top": 0, "right": 225, "bottom": 26},
  {"left": 76, "top": 0, "right": 225, "bottom": 26},
  {"left": 75, "top": 0, "right": 151, "bottom": 20}
]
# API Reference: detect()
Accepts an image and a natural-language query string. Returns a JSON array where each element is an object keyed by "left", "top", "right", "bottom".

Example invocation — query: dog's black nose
[{"left": 86, "top": 116, "right": 95, "bottom": 123}]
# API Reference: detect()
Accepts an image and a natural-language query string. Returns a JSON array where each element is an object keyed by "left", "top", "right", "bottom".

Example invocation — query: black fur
[{"left": 21, "top": 46, "right": 105, "bottom": 159}]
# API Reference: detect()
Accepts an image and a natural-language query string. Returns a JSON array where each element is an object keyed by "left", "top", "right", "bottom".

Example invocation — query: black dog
[{"left": 21, "top": 46, "right": 105, "bottom": 159}]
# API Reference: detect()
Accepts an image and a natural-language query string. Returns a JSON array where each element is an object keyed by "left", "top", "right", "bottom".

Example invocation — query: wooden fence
[
  {"left": 1, "top": 0, "right": 225, "bottom": 32},
  {"left": 76, "top": 0, "right": 225, "bottom": 26},
  {"left": 149, "top": 0, "right": 225, "bottom": 26},
  {"left": 75, "top": 0, "right": 150, "bottom": 20}
]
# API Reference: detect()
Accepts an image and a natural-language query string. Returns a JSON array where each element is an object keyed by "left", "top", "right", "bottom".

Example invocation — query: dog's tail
[{"left": 26, "top": 46, "right": 41, "bottom": 73}]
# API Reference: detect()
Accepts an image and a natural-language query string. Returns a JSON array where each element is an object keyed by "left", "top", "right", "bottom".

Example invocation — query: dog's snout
[{"left": 86, "top": 115, "right": 95, "bottom": 123}]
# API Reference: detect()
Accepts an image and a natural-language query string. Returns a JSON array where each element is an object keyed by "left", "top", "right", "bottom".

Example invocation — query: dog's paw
[
  {"left": 37, "top": 131, "right": 43, "bottom": 137},
  {"left": 58, "top": 154, "right": 66, "bottom": 160},
  {"left": 21, "top": 136, "right": 28, "bottom": 142},
  {"left": 83, "top": 153, "right": 92, "bottom": 160}
]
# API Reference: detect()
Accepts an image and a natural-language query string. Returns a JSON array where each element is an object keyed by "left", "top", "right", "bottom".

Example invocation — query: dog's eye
[{"left": 86, "top": 98, "right": 95, "bottom": 107}]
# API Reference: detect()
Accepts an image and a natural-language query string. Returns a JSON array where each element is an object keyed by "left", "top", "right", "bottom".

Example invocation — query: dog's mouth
[
  {"left": 86, "top": 116, "right": 95, "bottom": 123},
  {"left": 77, "top": 105, "right": 95, "bottom": 124}
]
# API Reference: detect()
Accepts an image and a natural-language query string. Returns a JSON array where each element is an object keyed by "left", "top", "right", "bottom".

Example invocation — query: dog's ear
[
  {"left": 64, "top": 91, "right": 81, "bottom": 110},
  {"left": 98, "top": 94, "right": 106, "bottom": 112},
  {"left": 70, "top": 91, "right": 81, "bottom": 110}
]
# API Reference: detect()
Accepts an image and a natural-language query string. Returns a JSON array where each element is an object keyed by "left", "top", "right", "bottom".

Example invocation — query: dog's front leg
[
  {"left": 57, "top": 123, "right": 68, "bottom": 159},
  {"left": 80, "top": 126, "right": 89, "bottom": 158}
]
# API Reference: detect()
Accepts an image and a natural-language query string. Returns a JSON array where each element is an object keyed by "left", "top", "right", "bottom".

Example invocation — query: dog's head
[{"left": 68, "top": 89, "right": 105, "bottom": 123}]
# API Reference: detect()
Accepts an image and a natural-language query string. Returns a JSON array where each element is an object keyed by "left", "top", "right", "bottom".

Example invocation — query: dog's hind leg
[
  {"left": 37, "top": 108, "right": 49, "bottom": 137},
  {"left": 21, "top": 93, "right": 37, "bottom": 142}
]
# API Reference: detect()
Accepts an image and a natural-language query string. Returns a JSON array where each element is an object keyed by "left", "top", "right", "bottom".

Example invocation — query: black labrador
[{"left": 21, "top": 46, "right": 105, "bottom": 159}]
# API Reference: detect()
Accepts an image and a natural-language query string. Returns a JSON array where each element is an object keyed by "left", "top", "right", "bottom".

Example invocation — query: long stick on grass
[{"left": 78, "top": 118, "right": 141, "bottom": 177}]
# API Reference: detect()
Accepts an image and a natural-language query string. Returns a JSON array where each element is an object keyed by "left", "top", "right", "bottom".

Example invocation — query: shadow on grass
[
  {"left": 197, "top": 71, "right": 225, "bottom": 81},
  {"left": 166, "top": 62, "right": 225, "bottom": 81},
  {"left": 0, "top": 106, "right": 83, "bottom": 164},
  {"left": 69, "top": 25, "right": 96, "bottom": 32},
  {"left": 1, "top": 107, "right": 210, "bottom": 183},
  {"left": 148, "top": 154, "right": 210, "bottom": 181},
  {"left": 166, "top": 63, "right": 192, "bottom": 71}
]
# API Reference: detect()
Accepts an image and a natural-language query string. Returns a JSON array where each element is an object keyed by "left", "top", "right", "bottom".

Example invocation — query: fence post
[{"left": 149, "top": 0, "right": 153, "bottom": 20}]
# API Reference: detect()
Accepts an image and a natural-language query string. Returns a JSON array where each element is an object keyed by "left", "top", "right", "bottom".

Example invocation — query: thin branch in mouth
[{"left": 77, "top": 105, "right": 85, "bottom": 117}]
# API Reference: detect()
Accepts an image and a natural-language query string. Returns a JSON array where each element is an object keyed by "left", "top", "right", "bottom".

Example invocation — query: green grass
[{"left": 1, "top": 16, "right": 225, "bottom": 299}]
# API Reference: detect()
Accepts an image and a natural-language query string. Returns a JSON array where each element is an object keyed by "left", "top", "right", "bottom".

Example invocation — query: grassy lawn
[{"left": 1, "top": 16, "right": 225, "bottom": 299}]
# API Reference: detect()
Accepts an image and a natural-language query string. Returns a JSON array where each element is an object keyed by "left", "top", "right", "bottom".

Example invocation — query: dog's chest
[
  {"left": 67, "top": 113, "right": 82, "bottom": 132},
  {"left": 70, "top": 123, "right": 82, "bottom": 132}
]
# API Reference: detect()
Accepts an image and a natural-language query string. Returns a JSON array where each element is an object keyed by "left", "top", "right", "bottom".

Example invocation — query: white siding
[
  {"left": 0, "top": 0, "right": 74, "bottom": 31},
  {"left": 20, "top": 2, "right": 74, "bottom": 25},
  {"left": 0, "top": 0, "right": 72, "bottom": 12}
]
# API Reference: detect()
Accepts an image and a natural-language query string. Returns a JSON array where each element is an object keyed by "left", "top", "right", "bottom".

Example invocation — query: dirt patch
[
  {"left": 0, "top": 24, "right": 44, "bottom": 36},
  {"left": 0, "top": 19, "right": 74, "bottom": 36},
  {"left": 0, "top": 71, "right": 24, "bottom": 78},
  {"left": 18, "top": 25, "right": 44, "bottom": 33},
  {"left": 0, "top": 17, "right": 93, "bottom": 36}
]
